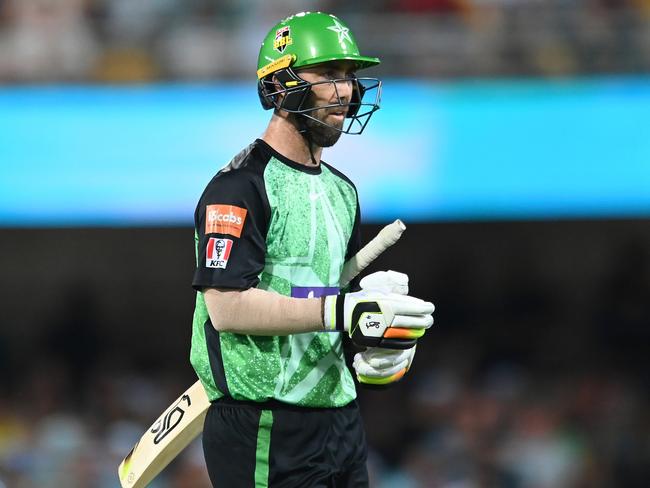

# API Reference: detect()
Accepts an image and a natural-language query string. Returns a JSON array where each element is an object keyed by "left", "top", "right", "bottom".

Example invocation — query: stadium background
[{"left": 1, "top": 1, "right": 649, "bottom": 487}]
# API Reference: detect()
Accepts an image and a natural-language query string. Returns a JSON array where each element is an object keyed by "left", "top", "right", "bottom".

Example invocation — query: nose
[{"left": 334, "top": 78, "right": 353, "bottom": 103}]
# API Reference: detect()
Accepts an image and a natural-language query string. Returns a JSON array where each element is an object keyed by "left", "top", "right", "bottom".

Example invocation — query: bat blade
[{"left": 118, "top": 380, "right": 210, "bottom": 488}]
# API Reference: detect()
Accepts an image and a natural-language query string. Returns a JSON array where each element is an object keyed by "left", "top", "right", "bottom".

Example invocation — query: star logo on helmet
[{"left": 327, "top": 18, "right": 352, "bottom": 46}]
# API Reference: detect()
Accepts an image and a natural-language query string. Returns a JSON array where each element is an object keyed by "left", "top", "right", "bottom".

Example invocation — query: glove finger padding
[
  {"left": 359, "top": 270, "right": 409, "bottom": 295},
  {"left": 358, "top": 369, "right": 408, "bottom": 386},
  {"left": 358, "top": 347, "right": 413, "bottom": 369},
  {"left": 390, "top": 314, "right": 434, "bottom": 329},
  {"left": 383, "top": 294, "right": 435, "bottom": 317},
  {"left": 354, "top": 356, "right": 409, "bottom": 378},
  {"left": 354, "top": 346, "right": 416, "bottom": 385}
]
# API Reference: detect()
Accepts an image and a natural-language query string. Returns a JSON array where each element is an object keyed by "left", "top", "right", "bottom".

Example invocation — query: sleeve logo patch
[
  {"left": 205, "top": 204, "right": 247, "bottom": 237},
  {"left": 206, "top": 238, "right": 233, "bottom": 269}
]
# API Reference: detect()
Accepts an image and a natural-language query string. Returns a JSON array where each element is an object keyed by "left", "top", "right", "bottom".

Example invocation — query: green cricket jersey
[{"left": 190, "top": 139, "right": 361, "bottom": 408}]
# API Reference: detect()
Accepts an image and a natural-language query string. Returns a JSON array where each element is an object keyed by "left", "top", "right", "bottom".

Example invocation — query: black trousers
[{"left": 202, "top": 398, "right": 369, "bottom": 488}]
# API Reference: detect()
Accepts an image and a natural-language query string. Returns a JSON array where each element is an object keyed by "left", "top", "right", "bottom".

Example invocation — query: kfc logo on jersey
[
  {"left": 206, "top": 238, "right": 233, "bottom": 269},
  {"left": 205, "top": 204, "right": 247, "bottom": 237}
]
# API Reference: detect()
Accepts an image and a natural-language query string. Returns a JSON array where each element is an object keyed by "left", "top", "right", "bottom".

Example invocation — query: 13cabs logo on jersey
[
  {"left": 206, "top": 238, "right": 233, "bottom": 269},
  {"left": 205, "top": 204, "right": 247, "bottom": 237}
]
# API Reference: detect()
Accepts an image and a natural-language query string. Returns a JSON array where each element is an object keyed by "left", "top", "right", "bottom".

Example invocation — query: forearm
[{"left": 203, "top": 287, "right": 325, "bottom": 335}]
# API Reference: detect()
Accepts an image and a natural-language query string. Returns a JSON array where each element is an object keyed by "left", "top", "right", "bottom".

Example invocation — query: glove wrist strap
[{"left": 322, "top": 295, "right": 346, "bottom": 332}]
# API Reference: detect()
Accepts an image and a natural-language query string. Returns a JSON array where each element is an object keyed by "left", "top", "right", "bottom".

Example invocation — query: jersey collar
[{"left": 256, "top": 139, "right": 323, "bottom": 175}]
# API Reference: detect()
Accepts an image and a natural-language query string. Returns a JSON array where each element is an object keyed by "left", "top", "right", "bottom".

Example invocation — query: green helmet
[
  {"left": 257, "top": 11, "right": 382, "bottom": 136},
  {"left": 257, "top": 11, "right": 380, "bottom": 79}
]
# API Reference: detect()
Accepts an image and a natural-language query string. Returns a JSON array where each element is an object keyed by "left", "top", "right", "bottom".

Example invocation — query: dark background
[{"left": 2, "top": 221, "right": 649, "bottom": 375}]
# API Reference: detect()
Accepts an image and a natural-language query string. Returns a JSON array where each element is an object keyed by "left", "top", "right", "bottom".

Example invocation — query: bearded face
[{"left": 293, "top": 91, "right": 347, "bottom": 147}]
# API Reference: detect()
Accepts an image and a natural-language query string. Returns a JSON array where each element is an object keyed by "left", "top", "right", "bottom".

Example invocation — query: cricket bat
[{"left": 118, "top": 219, "right": 407, "bottom": 488}]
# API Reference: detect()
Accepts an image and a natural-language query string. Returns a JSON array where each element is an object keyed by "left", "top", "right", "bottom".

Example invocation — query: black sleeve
[{"left": 192, "top": 169, "right": 269, "bottom": 291}]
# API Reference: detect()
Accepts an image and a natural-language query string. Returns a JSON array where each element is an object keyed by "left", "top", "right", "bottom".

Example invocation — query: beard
[
  {"left": 297, "top": 94, "right": 344, "bottom": 147},
  {"left": 302, "top": 112, "right": 343, "bottom": 147}
]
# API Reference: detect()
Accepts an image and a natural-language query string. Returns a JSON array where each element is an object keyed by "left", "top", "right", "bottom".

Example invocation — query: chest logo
[{"left": 309, "top": 191, "right": 326, "bottom": 202}]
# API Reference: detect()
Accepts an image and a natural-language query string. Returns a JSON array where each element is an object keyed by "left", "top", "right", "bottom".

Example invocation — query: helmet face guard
[
  {"left": 257, "top": 12, "right": 382, "bottom": 136},
  {"left": 258, "top": 67, "right": 381, "bottom": 135}
]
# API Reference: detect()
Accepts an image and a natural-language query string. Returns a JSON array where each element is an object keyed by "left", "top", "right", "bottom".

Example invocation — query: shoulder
[
  {"left": 212, "top": 141, "right": 269, "bottom": 183},
  {"left": 320, "top": 161, "right": 358, "bottom": 195},
  {"left": 200, "top": 141, "right": 271, "bottom": 199}
]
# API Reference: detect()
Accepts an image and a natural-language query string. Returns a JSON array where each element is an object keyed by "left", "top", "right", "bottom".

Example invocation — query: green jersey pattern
[
  {"left": 190, "top": 236, "right": 221, "bottom": 400},
  {"left": 219, "top": 157, "right": 357, "bottom": 407}
]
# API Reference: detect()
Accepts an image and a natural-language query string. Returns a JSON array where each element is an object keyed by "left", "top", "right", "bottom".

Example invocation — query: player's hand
[
  {"left": 353, "top": 345, "right": 416, "bottom": 386},
  {"left": 323, "top": 290, "right": 434, "bottom": 349},
  {"left": 354, "top": 270, "right": 417, "bottom": 384}
]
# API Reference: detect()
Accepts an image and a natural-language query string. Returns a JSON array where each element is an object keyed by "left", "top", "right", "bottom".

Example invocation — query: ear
[{"left": 257, "top": 73, "right": 289, "bottom": 110}]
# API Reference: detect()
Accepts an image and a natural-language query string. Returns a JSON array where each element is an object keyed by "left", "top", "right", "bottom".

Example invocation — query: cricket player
[{"left": 190, "top": 12, "right": 434, "bottom": 487}]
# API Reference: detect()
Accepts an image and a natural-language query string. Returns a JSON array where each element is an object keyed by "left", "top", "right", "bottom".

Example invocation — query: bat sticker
[{"left": 151, "top": 394, "right": 191, "bottom": 445}]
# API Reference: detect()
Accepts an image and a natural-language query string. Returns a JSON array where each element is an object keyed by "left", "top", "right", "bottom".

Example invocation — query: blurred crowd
[
  {"left": 0, "top": 0, "right": 649, "bottom": 82},
  {"left": 365, "top": 361, "right": 649, "bottom": 487},
  {"left": 0, "top": 354, "right": 647, "bottom": 487},
  {"left": 0, "top": 362, "right": 212, "bottom": 488}
]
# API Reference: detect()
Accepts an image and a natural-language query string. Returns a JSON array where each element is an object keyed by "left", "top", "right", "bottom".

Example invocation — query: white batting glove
[
  {"left": 323, "top": 288, "right": 433, "bottom": 349},
  {"left": 354, "top": 346, "right": 416, "bottom": 385},
  {"left": 354, "top": 270, "right": 418, "bottom": 384}
]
